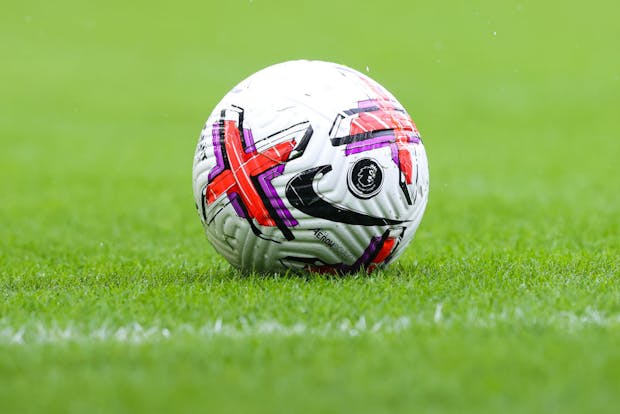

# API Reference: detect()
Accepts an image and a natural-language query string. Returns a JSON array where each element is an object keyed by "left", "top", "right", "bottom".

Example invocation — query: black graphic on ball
[{"left": 347, "top": 158, "right": 383, "bottom": 199}]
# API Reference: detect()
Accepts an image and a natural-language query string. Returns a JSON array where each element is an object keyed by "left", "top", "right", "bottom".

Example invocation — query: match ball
[{"left": 192, "top": 60, "right": 429, "bottom": 273}]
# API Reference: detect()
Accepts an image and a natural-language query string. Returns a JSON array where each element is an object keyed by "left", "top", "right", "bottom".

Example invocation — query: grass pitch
[{"left": 1, "top": 0, "right": 619, "bottom": 412}]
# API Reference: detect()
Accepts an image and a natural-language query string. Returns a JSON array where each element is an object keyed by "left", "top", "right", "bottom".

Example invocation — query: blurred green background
[
  {"left": 2, "top": 0, "right": 618, "bottom": 258},
  {"left": 1, "top": 0, "right": 619, "bottom": 412}
]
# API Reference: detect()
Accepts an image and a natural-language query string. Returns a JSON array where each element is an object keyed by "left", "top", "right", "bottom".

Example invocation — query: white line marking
[
  {"left": 1, "top": 309, "right": 619, "bottom": 345},
  {"left": 434, "top": 303, "right": 443, "bottom": 323}
]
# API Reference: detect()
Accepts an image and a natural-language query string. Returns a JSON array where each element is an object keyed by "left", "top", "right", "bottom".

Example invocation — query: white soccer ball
[{"left": 192, "top": 60, "right": 429, "bottom": 274}]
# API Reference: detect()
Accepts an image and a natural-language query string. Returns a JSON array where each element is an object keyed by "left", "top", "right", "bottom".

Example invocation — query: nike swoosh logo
[{"left": 285, "top": 165, "right": 407, "bottom": 226}]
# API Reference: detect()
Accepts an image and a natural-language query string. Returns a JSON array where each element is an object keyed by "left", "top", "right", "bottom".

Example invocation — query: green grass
[{"left": 1, "top": 0, "right": 619, "bottom": 412}]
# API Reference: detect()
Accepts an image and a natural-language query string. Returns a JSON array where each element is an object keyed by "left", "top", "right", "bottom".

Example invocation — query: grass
[{"left": 1, "top": 0, "right": 619, "bottom": 412}]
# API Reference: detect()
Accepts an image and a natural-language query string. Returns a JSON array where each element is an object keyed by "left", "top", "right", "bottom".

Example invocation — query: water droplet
[{"left": 365, "top": 66, "right": 370, "bottom": 72}]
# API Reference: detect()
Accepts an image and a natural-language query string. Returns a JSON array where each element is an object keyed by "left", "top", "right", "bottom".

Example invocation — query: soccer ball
[{"left": 192, "top": 60, "right": 429, "bottom": 273}]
